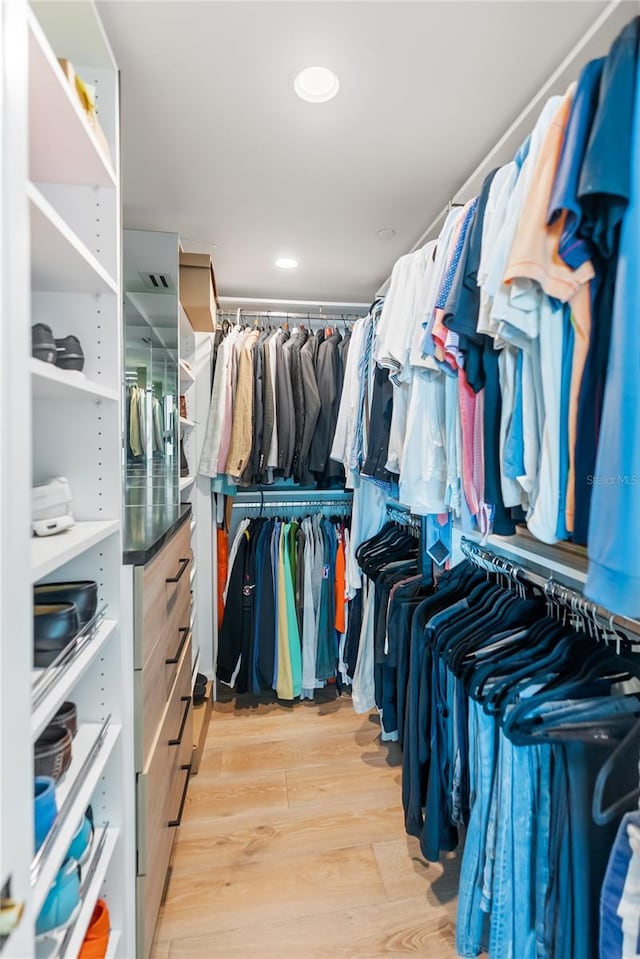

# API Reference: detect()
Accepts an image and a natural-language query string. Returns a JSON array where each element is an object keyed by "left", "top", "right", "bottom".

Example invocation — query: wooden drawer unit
[
  {"left": 137, "top": 630, "right": 192, "bottom": 872},
  {"left": 135, "top": 585, "right": 191, "bottom": 768},
  {"left": 133, "top": 519, "right": 192, "bottom": 669},
  {"left": 133, "top": 513, "right": 195, "bottom": 959}
]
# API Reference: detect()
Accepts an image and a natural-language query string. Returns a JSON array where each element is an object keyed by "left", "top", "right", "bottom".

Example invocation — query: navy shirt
[{"left": 578, "top": 17, "right": 640, "bottom": 260}]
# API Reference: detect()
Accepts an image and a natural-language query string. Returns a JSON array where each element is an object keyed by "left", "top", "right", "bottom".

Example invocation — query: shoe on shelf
[
  {"left": 78, "top": 898, "right": 110, "bottom": 959},
  {"left": 52, "top": 701, "right": 78, "bottom": 739},
  {"left": 34, "top": 724, "right": 73, "bottom": 782},
  {"left": 36, "top": 859, "right": 81, "bottom": 939},
  {"left": 34, "top": 777, "right": 57, "bottom": 852},
  {"left": 67, "top": 806, "right": 94, "bottom": 866},
  {"left": 55, "top": 335, "right": 85, "bottom": 373},
  {"left": 33, "top": 603, "right": 79, "bottom": 669},
  {"left": 32, "top": 477, "right": 74, "bottom": 538},
  {"left": 31, "top": 324, "right": 57, "bottom": 365},
  {"left": 34, "top": 581, "right": 98, "bottom": 629}
]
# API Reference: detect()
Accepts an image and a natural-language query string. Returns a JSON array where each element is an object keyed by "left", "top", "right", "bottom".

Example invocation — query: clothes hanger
[{"left": 593, "top": 716, "right": 640, "bottom": 825}]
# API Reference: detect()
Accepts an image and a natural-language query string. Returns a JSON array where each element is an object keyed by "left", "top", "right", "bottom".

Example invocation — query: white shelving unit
[{"left": 0, "top": 3, "right": 135, "bottom": 955}]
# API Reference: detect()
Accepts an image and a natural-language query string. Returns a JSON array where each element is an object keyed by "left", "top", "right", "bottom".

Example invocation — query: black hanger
[{"left": 593, "top": 716, "right": 640, "bottom": 825}]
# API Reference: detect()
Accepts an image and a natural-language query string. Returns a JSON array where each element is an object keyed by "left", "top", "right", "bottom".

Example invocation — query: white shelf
[
  {"left": 179, "top": 359, "right": 195, "bottom": 384},
  {"left": 180, "top": 416, "right": 195, "bottom": 428},
  {"left": 35, "top": 827, "right": 119, "bottom": 958},
  {"left": 179, "top": 475, "right": 195, "bottom": 492},
  {"left": 32, "top": 520, "right": 119, "bottom": 582},
  {"left": 64, "top": 828, "right": 120, "bottom": 957},
  {"left": 28, "top": 9, "right": 116, "bottom": 187},
  {"left": 32, "top": 618, "right": 117, "bottom": 739},
  {"left": 31, "top": 359, "right": 119, "bottom": 404},
  {"left": 29, "top": 182, "right": 117, "bottom": 294},
  {"left": 31, "top": 723, "right": 121, "bottom": 916},
  {"left": 105, "top": 930, "right": 121, "bottom": 959}
]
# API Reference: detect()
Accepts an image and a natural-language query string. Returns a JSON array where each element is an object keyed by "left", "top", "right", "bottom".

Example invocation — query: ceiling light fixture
[
  {"left": 275, "top": 257, "right": 299, "bottom": 269},
  {"left": 294, "top": 67, "right": 340, "bottom": 103},
  {"left": 376, "top": 228, "right": 396, "bottom": 241}
]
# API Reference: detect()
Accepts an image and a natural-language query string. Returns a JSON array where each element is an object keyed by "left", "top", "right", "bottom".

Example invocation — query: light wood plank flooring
[{"left": 152, "top": 693, "right": 460, "bottom": 958}]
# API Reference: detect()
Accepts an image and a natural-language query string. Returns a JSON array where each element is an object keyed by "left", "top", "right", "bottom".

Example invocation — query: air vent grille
[{"left": 138, "top": 271, "right": 175, "bottom": 291}]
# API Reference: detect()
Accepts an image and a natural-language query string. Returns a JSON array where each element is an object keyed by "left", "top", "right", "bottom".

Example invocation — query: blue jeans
[
  {"left": 456, "top": 699, "right": 497, "bottom": 957},
  {"left": 601, "top": 810, "right": 640, "bottom": 959},
  {"left": 507, "top": 696, "right": 640, "bottom": 959}
]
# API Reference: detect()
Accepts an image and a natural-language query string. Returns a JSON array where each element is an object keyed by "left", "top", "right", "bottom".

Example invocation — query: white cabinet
[{"left": 0, "top": 3, "right": 135, "bottom": 956}]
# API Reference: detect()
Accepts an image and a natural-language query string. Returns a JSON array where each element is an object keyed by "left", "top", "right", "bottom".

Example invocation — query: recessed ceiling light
[
  {"left": 275, "top": 257, "right": 298, "bottom": 269},
  {"left": 376, "top": 228, "right": 396, "bottom": 241},
  {"left": 294, "top": 67, "right": 340, "bottom": 103}
]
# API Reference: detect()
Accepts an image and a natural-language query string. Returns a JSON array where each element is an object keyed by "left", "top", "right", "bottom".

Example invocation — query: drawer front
[
  {"left": 134, "top": 520, "right": 192, "bottom": 668},
  {"left": 137, "top": 632, "right": 192, "bottom": 871},
  {"left": 162, "top": 584, "right": 192, "bottom": 696},
  {"left": 136, "top": 823, "right": 174, "bottom": 959}
]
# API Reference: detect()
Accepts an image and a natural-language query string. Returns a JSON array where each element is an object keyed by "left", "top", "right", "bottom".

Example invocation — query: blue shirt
[
  {"left": 586, "top": 41, "right": 640, "bottom": 618},
  {"left": 578, "top": 18, "right": 640, "bottom": 260},
  {"left": 547, "top": 57, "right": 604, "bottom": 271}
]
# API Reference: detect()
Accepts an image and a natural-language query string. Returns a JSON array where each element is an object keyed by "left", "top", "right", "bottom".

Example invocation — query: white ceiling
[{"left": 98, "top": 0, "right": 631, "bottom": 305}]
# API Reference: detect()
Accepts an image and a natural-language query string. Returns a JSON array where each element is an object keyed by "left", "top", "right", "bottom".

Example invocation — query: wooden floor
[{"left": 152, "top": 692, "right": 460, "bottom": 958}]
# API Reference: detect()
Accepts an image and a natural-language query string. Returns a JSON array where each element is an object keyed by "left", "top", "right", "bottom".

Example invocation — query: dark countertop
[{"left": 123, "top": 503, "right": 192, "bottom": 566}]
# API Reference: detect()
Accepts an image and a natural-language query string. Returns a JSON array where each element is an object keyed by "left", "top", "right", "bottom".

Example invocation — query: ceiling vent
[{"left": 138, "top": 271, "right": 175, "bottom": 291}]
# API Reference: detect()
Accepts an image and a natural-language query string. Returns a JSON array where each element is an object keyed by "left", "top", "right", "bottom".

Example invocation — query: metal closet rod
[
  {"left": 218, "top": 309, "right": 362, "bottom": 323},
  {"left": 386, "top": 506, "right": 422, "bottom": 532},
  {"left": 232, "top": 499, "right": 351, "bottom": 509},
  {"left": 460, "top": 536, "right": 640, "bottom": 637}
]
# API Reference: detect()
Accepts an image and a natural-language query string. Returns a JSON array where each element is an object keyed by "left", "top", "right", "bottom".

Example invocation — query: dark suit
[
  {"left": 299, "top": 333, "right": 322, "bottom": 483},
  {"left": 275, "top": 331, "right": 295, "bottom": 477}
]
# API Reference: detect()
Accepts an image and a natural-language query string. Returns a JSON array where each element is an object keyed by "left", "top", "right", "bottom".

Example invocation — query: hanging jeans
[{"left": 601, "top": 811, "right": 640, "bottom": 959}]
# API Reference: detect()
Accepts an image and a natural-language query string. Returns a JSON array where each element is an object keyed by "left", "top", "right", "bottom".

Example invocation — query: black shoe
[
  {"left": 55, "top": 336, "right": 84, "bottom": 372},
  {"left": 34, "top": 581, "right": 97, "bottom": 629},
  {"left": 52, "top": 701, "right": 78, "bottom": 739},
  {"left": 31, "top": 324, "right": 57, "bottom": 364},
  {"left": 34, "top": 603, "right": 79, "bottom": 668},
  {"left": 193, "top": 672, "right": 208, "bottom": 707},
  {"left": 35, "top": 724, "right": 73, "bottom": 781}
]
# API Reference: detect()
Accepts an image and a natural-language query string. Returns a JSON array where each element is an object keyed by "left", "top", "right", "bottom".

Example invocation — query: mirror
[{"left": 123, "top": 229, "right": 180, "bottom": 508}]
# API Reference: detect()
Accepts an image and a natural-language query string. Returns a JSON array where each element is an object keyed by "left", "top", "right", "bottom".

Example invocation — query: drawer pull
[
  {"left": 169, "top": 696, "right": 191, "bottom": 747},
  {"left": 168, "top": 763, "right": 191, "bottom": 828},
  {"left": 166, "top": 557, "right": 189, "bottom": 584},
  {"left": 165, "top": 627, "right": 190, "bottom": 666}
]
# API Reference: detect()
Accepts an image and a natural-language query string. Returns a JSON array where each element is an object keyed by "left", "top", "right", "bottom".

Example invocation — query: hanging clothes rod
[
  {"left": 231, "top": 499, "right": 352, "bottom": 510},
  {"left": 386, "top": 505, "right": 422, "bottom": 532},
  {"left": 217, "top": 309, "right": 363, "bottom": 323},
  {"left": 460, "top": 536, "right": 640, "bottom": 638}
]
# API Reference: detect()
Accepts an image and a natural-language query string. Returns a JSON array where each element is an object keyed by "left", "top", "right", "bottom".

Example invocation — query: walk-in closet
[{"left": 2, "top": 1, "right": 640, "bottom": 957}]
